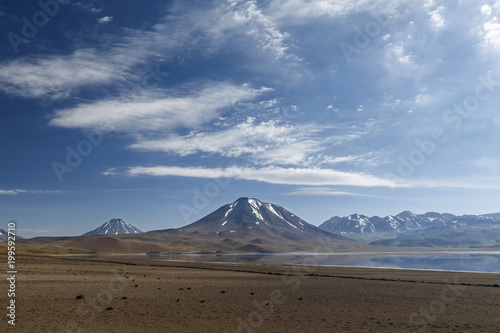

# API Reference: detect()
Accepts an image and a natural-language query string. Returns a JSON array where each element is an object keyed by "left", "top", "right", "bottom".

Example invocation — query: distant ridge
[
  {"left": 83, "top": 218, "right": 143, "bottom": 235},
  {"left": 11, "top": 199, "right": 356, "bottom": 254},
  {"left": 319, "top": 211, "right": 500, "bottom": 235}
]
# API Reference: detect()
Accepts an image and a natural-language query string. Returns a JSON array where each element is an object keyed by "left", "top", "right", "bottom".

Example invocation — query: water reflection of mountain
[{"left": 151, "top": 252, "right": 500, "bottom": 273}]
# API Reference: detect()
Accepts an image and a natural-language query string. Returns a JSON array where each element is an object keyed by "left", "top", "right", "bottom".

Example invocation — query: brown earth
[{"left": 2, "top": 255, "right": 500, "bottom": 332}]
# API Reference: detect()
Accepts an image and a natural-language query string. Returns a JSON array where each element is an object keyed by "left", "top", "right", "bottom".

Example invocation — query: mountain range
[
  {"left": 11, "top": 198, "right": 355, "bottom": 254},
  {"left": 319, "top": 211, "right": 500, "bottom": 235},
  {"left": 6, "top": 199, "right": 500, "bottom": 253}
]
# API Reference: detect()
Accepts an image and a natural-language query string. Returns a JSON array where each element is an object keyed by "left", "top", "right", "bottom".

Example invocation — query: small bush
[
  {"left": 106, "top": 307, "right": 113, "bottom": 311},
  {"left": 76, "top": 294, "right": 86, "bottom": 300},
  {"left": 121, "top": 296, "right": 127, "bottom": 299}
]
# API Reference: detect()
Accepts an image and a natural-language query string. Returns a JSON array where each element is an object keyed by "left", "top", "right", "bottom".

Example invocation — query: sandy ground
[{"left": 2, "top": 255, "right": 500, "bottom": 332}]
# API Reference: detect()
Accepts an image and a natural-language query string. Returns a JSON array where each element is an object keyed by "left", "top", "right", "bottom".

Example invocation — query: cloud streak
[
  {"left": 50, "top": 83, "right": 270, "bottom": 132},
  {"left": 0, "top": 189, "right": 60, "bottom": 195},
  {"left": 288, "top": 187, "right": 378, "bottom": 197},
  {"left": 125, "top": 165, "right": 406, "bottom": 188}
]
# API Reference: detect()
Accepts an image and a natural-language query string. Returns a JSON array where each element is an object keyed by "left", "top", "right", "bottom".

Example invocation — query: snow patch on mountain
[
  {"left": 320, "top": 211, "right": 500, "bottom": 235},
  {"left": 83, "top": 218, "right": 143, "bottom": 235}
]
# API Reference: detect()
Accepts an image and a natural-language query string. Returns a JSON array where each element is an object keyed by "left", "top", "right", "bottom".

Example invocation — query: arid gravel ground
[{"left": 3, "top": 255, "right": 500, "bottom": 332}]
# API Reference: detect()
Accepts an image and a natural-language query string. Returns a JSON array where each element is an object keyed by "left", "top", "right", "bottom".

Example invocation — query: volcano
[{"left": 155, "top": 197, "right": 356, "bottom": 252}]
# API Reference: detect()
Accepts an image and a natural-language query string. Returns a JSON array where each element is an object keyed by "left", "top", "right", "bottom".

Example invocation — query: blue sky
[{"left": 1, "top": 0, "right": 500, "bottom": 237}]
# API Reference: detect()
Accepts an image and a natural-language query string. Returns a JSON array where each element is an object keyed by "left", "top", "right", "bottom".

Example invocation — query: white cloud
[
  {"left": 320, "top": 155, "right": 362, "bottom": 164},
  {"left": 427, "top": 5, "right": 446, "bottom": 30},
  {"left": 288, "top": 187, "right": 376, "bottom": 196},
  {"left": 224, "top": 1, "right": 292, "bottom": 60},
  {"left": 259, "top": 98, "right": 279, "bottom": 108},
  {"left": 0, "top": 189, "right": 19, "bottom": 195},
  {"left": 472, "top": 157, "right": 500, "bottom": 169},
  {"left": 50, "top": 83, "right": 270, "bottom": 132},
  {"left": 265, "top": 0, "right": 408, "bottom": 21},
  {"left": 481, "top": 16, "right": 500, "bottom": 54},
  {"left": 125, "top": 165, "right": 408, "bottom": 188},
  {"left": 0, "top": 189, "right": 60, "bottom": 195},
  {"left": 481, "top": 5, "right": 492, "bottom": 17},
  {"left": 0, "top": 2, "right": 293, "bottom": 101},
  {"left": 386, "top": 43, "right": 412, "bottom": 64},
  {"left": 129, "top": 117, "right": 324, "bottom": 165},
  {"left": 102, "top": 168, "right": 118, "bottom": 176},
  {"left": 0, "top": 49, "right": 126, "bottom": 99},
  {"left": 112, "top": 165, "right": 500, "bottom": 190},
  {"left": 98, "top": 16, "right": 113, "bottom": 24},
  {"left": 128, "top": 117, "right": 370, "bottom": 167}
]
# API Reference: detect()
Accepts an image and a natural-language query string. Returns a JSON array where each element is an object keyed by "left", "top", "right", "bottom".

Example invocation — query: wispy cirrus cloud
[
  {"left": 0, "top": 0, "right": 299, "bottom": 102},
  {"left": 288, "top": 187, "right": 378, "bottom": 197},
  {"left": 125, "top": 165, "right": 407, "bottom": 188},
  {"left": 129, "top": 117, "right": 321, "bottom": 165},
  {"left": 0, "top": 189, "right": 60, "bottom": 195},
  {"left": 128, "top": 116, "right": 369, "bottom": 167},
  {"left": 50, "top": 83, "right": 270, "bottom": 132},
  {"left": 0, "top": 49, "right": 127, "bottom": 99},
  {"left": 264, "top": 0, "right": 410, "bottom": 21},
  {"left": 224, "top": 0, "right": 294, "bottom": 60}
]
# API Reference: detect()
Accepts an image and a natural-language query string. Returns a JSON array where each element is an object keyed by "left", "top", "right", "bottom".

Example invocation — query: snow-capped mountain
[
  {"left": 0, "top": 229, "right": 7, "bottom": 242},
  {"left": 319, "top": 211, "right": 500, "bottom": 235},
  {"left": 83, "top": 218, "right": 143, "bottom": 235},
  {"left": 173, "top": 197, "right": 353, "bottom": 250},
  {"left": 0, "top": 229, "right": 22, "bottom": 242}
]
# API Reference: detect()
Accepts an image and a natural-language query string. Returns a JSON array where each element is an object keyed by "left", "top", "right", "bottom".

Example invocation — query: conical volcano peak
[
  {"left": 233, "top": 197, "right": 261, "bottom": 204},
  {"left": 84, "top": 218, "right": 143, "bottom": 235},
  {"left": 179, "top": 197, "right": 352, "bottom": 247}
]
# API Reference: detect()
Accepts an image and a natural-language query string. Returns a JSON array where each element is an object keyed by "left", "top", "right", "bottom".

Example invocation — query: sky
[{"left": 1, "top": 0, "right": 500, "bottom": 238}]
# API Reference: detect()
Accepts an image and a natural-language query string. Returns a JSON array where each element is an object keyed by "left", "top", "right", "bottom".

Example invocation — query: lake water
[{"left": 148, "top": 251, "right": 500, "bottom": 273}]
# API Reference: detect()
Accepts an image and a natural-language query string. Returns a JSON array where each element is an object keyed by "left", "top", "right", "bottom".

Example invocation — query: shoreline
[{"left": 35, "top": 250, "right": 500, "bottom": 275}]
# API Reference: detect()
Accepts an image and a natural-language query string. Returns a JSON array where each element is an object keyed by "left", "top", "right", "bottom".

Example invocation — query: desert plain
[{"left": 2, "top": 254, "right": 500, "bottom": 332}]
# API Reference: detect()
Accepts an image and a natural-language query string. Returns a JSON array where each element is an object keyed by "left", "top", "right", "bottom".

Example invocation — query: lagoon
[{"left": 148, "top": 251, "right": 500, "bottom": 273}]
